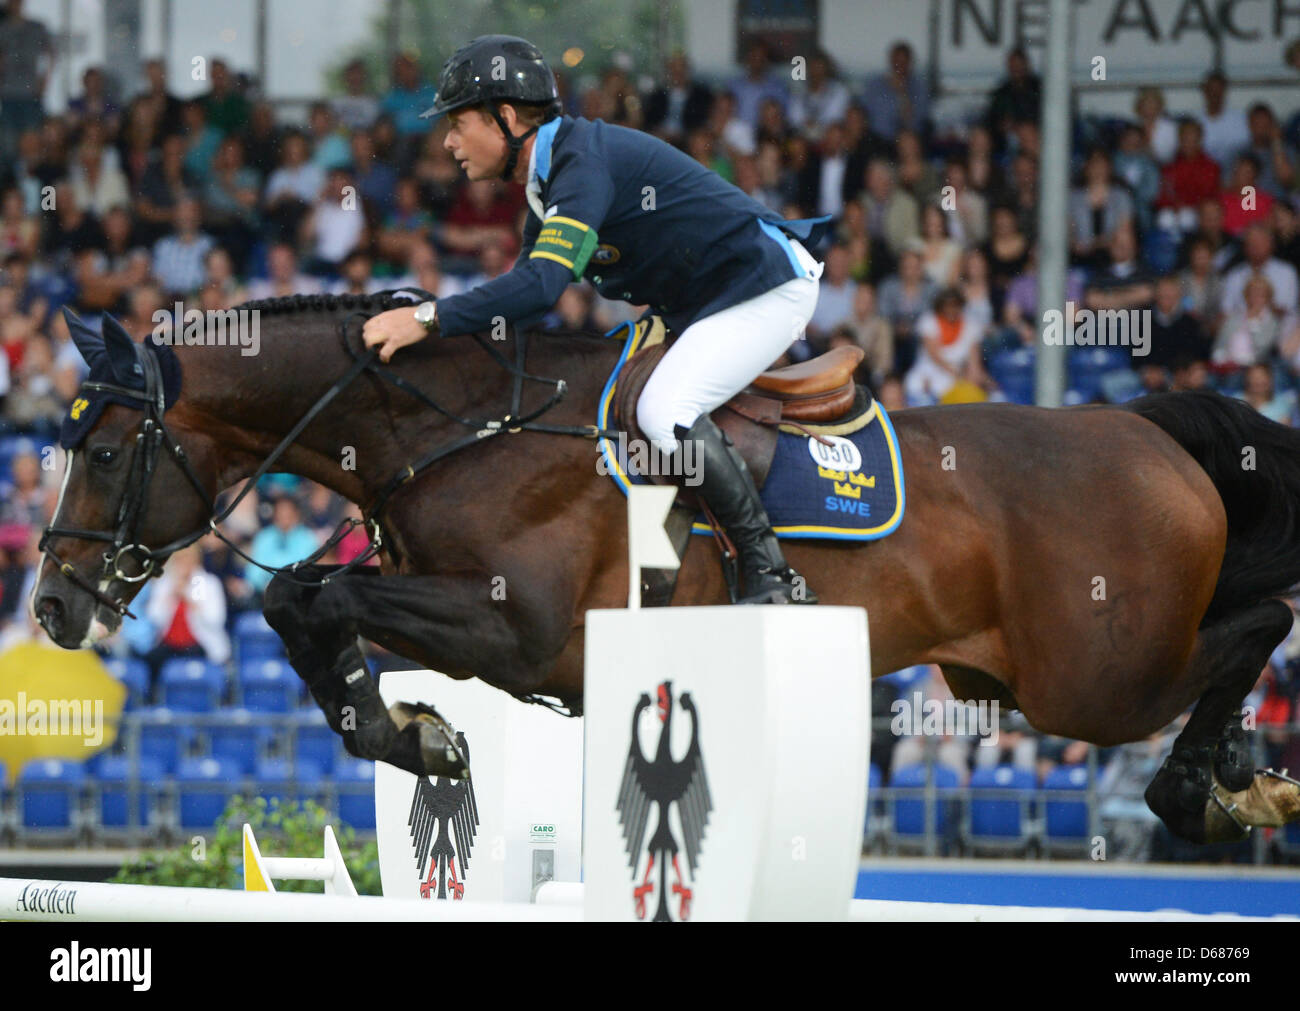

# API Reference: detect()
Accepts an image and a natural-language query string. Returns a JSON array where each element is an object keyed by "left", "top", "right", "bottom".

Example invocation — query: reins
[{"left": 40, "top": 292, "right": 617, "bottom": 628}]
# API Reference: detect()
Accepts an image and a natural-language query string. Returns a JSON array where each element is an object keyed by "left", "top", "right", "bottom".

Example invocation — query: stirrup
[{"left": 738, "top": 566, "right": 818, "bottom": 605}]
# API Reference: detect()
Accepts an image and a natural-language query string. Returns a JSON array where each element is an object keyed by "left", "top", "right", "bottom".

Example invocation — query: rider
[{"left": 362, "top": 35, "right": 829, "bottom": 604}]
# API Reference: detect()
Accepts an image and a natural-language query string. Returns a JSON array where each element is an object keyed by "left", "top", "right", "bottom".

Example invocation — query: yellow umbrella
[{"left": 0, "top": 641, "right": 126, "bottom": 785}]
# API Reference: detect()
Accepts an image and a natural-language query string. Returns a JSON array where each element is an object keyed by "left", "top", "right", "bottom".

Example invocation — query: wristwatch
[{"left": 414, "top": 301, "right": 438, "bottom": 332}]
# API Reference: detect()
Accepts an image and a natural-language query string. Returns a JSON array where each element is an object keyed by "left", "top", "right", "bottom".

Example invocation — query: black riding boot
[{"left": 675, "top": 415, "right": 817, "bottom": 605}]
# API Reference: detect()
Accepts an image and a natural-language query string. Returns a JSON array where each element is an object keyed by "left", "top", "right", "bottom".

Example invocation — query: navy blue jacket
[{"left": 435, "top": 115, "right": 829, "bottom": 337}]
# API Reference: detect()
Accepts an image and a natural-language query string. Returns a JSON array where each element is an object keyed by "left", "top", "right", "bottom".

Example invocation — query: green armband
[{"left": 530, "top": 215, "right": 599, "bottom": 279}]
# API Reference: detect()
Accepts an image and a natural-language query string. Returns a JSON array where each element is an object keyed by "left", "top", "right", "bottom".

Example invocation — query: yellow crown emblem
[
  {"left": 69, "top": 397, "right": 90, "bottom": 421},
  {"left": 834, "top": 481, "right": 861, "bottom": 499}
]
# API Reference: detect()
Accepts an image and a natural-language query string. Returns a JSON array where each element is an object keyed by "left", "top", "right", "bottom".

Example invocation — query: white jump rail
[
  {"left": 0, "top": 877, "right": 580, "bottom": 922},
  {"left": 3, "top": 876, "right": 1287, "bottom": 922}
]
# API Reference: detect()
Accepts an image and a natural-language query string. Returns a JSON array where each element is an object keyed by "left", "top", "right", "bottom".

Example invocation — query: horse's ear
[
  {"left": 100, "top": 313, "right": 143, "bottom": 387},
  {"left": 61, "top": 306, "right": 106, "bottom": 370}
]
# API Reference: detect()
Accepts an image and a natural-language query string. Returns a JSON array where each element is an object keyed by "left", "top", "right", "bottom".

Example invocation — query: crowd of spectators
[{"left": 1, "top": 0, "right": 1300, "bottom": 841}]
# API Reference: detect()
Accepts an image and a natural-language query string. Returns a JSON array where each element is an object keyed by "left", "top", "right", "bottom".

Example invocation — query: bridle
[
  {"left": 38, "top": 293, "right": 616, "bottom": 638},
  {"left": 39, "top": 339, "right": 202, "bottom": 619}
]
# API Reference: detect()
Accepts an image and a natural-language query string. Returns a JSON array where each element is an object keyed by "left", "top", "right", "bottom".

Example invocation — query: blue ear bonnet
[{"left": 59, "top": 308, "right": 183, "bottom": 449}]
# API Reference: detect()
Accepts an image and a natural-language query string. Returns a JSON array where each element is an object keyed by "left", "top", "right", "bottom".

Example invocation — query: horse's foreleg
[
  {"left": 262, "top": 565, "right": 354, "bottom": 731},
  {"left": 263, "top": 565, "right": 566, "bottom": 778},
  {"left": 1145, "top": 599, "right": 1296, "bottom": 843},
  {"left": 263, "top": 566, "right": 418, "bottom": 768}
]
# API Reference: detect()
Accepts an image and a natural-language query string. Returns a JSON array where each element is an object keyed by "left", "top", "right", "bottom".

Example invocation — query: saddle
[
  {"left": 607, "top": 316, "right": 874, "bottom": 606},
  {"left": 611, "top": 317, "right": 865, "bottom": 488}
]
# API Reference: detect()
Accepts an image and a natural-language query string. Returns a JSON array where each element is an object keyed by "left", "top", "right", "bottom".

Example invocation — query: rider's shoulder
[{"left": 552, "top": 114, "right": 688, "bottom": 169}]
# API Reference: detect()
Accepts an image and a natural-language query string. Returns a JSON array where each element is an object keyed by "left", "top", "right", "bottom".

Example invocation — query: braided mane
[
  {"left": 236, "top": 290, "right": 428, "bottom": 315},
  {"left": 234, "top": 288, "right": 624, "bottom": 347}
]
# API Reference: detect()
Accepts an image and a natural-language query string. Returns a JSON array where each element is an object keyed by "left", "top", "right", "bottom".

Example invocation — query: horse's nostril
[{"left": 37, "top": 595, "right": 64, "bottom": 622}]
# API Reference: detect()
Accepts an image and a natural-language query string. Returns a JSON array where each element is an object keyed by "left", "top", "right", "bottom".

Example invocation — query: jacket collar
[
  {"left": 525, "top": 116, "right": 568, "bottom": 220},
  {"left": 529, "top": 116, "right": 564, "bottom": 184}
]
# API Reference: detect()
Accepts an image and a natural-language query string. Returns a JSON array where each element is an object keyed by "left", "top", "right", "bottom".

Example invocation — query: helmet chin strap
[{"left": 487, "top": 102, "right": 541, "bottom": 182}]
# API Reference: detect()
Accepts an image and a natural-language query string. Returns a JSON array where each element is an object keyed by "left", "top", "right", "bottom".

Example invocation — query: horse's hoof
[{"left": 389, "top": 701, "right": 470, "bottom": 780}]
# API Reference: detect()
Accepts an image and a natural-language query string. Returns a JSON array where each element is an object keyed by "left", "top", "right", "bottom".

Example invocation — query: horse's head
[{"left": 32, "top": 308, "right": 207, "bottom": 648}]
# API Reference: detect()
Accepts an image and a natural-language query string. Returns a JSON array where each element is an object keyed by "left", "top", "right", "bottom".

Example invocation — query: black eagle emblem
[
  {"left": 408, "top": 733, "right": 479, "bottom": 900},
  {"left": 616, "top": 680, "right": 712, "bottom": 921}
]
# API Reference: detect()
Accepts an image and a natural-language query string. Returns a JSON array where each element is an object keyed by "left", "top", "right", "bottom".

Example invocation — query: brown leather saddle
[
  {"left": 608, "top": 322, "right": 867, "bottom": 605},
  {"left": 612, "top": 328, "right": 864, "bottom": 488}
]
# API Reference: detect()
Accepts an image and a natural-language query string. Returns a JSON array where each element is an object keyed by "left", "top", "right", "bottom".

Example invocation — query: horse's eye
[{"left": 90, "top": 448, "right": 117, "bottom": 466}]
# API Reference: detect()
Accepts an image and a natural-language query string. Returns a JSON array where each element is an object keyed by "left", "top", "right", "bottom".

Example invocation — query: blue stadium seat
[
  {"left": 1099, "top": 367, "right": 1143, "bottom": 404},
  {"left": 239, "top": 658, "right": 297, "bottom": 712},
  {"left": 234, "top": 611, "right": 284, "bottom": 662},
  {"left": 95, "top": 756, "right": 163, "bottom": 829},
  {"left": 335, "top": 758, "right": 376, "bottom": 830},
  {"left": 161, "top": 658, "right": 226, "bottom": 712},
  {"left": 878, "top": 665, "right": 928, "bottom": 693},
  {"left": 206, "top": 709, "right": 273, "bottom": 774},
  {"left": 889, "top": 763, "right": 960, "bottom": 837},
  {"left": 1068, "top": 347, "right": 1132, "bottom": 402},
  {"left": 20, "top": 759, "right": 85, "bottom": 830},
  {"left": 135, "top": 707, "right": 190, "bottom": 774},
  {"left": 254, "top": 757, "right": 324, "bottom": 807},
  {"left": 1043, "top": 763, "right": 1092, "bottom": 840},
  {"left": 175, "top": 756, "right": 241, "bottom": 829},
  {"left": 988, "top": 349, "right": 1036, "bottom": 405},
  {"left": 291, "top": 708, "right": 340, "bottom": 775},
  {"left": 967, "top": 765, "right": 1037, "bottom": 840},
  {"left": 865, "top": 762, "right": 883, "bottom": 828},
  {"left": 103, "top": 657, "right": 151, "bottom": 709}
]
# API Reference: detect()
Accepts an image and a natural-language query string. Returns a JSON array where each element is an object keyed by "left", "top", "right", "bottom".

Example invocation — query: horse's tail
[{"left": 1126, "top": 390, "right": 1300, "bottom": 623}]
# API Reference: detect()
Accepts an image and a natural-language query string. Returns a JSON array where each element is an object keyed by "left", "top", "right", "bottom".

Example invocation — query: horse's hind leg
[{"left": 1145, "top": 599, "right": 1298, "bottom": 843}]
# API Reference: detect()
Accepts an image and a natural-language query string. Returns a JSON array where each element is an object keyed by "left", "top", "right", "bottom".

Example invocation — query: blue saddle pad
[{"left": 598, "top": 321, "right": 905, "bottom": 542}]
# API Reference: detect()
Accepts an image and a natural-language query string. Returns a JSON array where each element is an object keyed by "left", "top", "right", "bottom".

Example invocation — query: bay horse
[{"left": 31, "top": 292, "right": 1300, "bottom": 846}]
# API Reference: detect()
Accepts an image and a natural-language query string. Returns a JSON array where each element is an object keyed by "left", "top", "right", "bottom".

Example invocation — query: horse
[{"left": 31, "top": 291, "right": 1300, "bottom": 846}]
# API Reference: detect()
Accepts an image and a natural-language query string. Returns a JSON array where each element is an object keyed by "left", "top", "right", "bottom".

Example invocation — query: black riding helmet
[{"left": 421, "top": 34, "right": 561, "bottom": 182}]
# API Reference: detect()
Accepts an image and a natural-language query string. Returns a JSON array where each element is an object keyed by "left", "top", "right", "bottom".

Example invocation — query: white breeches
[{"left": 636, "top": 239, "right": 823, "bottom": 452}]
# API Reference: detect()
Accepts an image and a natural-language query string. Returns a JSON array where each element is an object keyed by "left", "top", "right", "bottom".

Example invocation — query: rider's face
[{"left": 445, "top": 108, "right": 506, "bottom": 181}]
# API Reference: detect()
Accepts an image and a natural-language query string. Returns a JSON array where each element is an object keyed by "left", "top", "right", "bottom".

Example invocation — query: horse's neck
[{"left": 174, "top": 324, "right": 621, "bottom": 506}]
